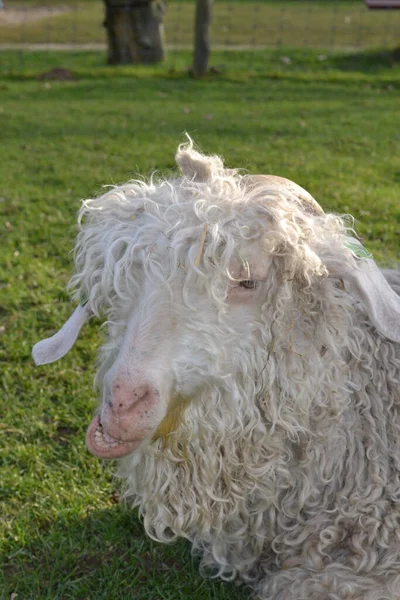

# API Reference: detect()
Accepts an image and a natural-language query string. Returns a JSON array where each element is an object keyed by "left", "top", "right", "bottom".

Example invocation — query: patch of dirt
[
  {"left": 0, "top": 6, "right": 71, "bottom": 26},
  {"left": 37, "top": 67, "right": 75, "bottom": 81},
  {"left": 49, "top": 423, "right": 77, "bottom": 445},
  {"left": 3, "top": 560, "right": 35, "bottom": 580},
  {"left": 136, "top": 551, "right": 182, "bottom": 572},
  {"left": 110, "top": 489, "right": 121, "bottom": 504},
  {"left": 75, "top": 554, "right": 104, "bottom": 576},
  {"left": 2, "top": 563, "right": 18, "bottom": 580}
]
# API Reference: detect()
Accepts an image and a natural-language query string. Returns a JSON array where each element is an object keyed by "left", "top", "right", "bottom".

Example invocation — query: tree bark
[
  {"left": 192, "top": 0, "right": 212, "bottom": 76},
  {"left": 103, "top": 0, "right": 166, "bottom": 65}
]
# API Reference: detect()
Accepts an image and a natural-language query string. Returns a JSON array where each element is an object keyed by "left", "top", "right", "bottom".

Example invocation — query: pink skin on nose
[
  {"left": 111, "top": 382, "right": 151, "bottom": 417},
  {"left": 101, "top": 380, "right": 160, "bottom": 441}
]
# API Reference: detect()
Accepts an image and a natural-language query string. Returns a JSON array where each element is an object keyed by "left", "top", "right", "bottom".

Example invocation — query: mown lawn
[
  {"left": 0, "top": 49, "right": 399, "bottom": 600},
  {"left": 1, "top": 0, "right": 400, "bottom": 49}
]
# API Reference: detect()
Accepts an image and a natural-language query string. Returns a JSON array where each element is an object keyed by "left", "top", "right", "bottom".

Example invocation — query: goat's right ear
[
  {"left": 324, "top": 250, "right": 400, "bottom": 343},
  {"left": 32, "top": 304, "right": 92, "bottom": 365}
]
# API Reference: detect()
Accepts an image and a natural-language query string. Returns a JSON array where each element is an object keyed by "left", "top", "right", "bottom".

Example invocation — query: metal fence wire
[{"left": 0, "top": 0, "right": 399, "bottom": 69}]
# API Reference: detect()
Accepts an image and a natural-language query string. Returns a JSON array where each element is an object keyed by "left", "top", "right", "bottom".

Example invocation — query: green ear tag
[
  {"left": 80, "top": 293, "right": 89, "bottom": 307},
  {"left": 344, "top": 238, "right": 373, "bottom": 260}
]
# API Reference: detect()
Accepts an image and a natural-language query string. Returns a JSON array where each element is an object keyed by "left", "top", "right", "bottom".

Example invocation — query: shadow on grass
[
  {"left": 2, "top": 506, "right": 249, "bottom": 600},
  {"left": 327, "top": 47, "right": 400, "bottom": 73}
]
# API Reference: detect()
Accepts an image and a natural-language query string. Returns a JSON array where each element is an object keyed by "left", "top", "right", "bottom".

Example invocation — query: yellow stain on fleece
[{"left": 152, "top": 395, "right": 191, "bottom": 445}]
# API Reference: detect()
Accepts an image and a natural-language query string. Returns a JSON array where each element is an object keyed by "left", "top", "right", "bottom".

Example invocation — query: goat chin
[{"left": 34, "top": 139, "right": 400, "bottom": 599}]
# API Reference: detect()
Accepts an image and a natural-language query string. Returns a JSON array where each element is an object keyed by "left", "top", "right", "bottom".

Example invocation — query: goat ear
[
  {"left": 32, "top": 304, "right": 92, "bottom": 365},
  {"left": 175, "top": 138, "right": 224, "bottom": 182},
  {"left": 324, "top": 248, "right": 400, "bottom": 343}
]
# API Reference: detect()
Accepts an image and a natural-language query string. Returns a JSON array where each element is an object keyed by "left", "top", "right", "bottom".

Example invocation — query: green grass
[
  {"left": 1, "top": 48, "right": 400, "bottom": 599},
  {"left": 1, "top": 0, "right": 400, "bottom": 49}
]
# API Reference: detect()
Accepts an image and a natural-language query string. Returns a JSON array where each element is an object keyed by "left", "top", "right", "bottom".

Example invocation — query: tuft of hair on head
[{"left": 175, "top": 135, "right": 225, "bottom": 183}]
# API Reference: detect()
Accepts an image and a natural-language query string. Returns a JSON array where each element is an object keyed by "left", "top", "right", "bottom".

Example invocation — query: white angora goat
[{"left": 33, "top": 141, "right": 400, "bottom": 599}]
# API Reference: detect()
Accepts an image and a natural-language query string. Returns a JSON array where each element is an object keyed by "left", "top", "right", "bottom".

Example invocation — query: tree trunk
[
  {"left": 104, "top": 0, "right": 166, "bottom": 65},
  {"left": 192, "top": 0, "right": 212, "bottom": 76}
]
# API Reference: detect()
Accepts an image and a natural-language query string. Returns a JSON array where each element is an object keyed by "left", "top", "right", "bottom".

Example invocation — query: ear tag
[{"left": 344, "top": 238, "right": 373, "bottom": 260}]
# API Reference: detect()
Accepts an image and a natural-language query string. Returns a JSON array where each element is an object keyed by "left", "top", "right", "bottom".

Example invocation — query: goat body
[{"left": 34, "top": 141, "right": 400, "bottom": 599}]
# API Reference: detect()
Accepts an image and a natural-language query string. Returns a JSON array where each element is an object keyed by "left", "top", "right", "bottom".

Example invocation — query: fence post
[{"left": 192, "top": 0, "right": 212, "bottom": 76}]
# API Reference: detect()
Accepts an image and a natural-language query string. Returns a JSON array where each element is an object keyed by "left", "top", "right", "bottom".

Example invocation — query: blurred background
[
  {"left": 1, "top": 2, "right": 399, "bottom": 600},
  {"left": 1, "top": 0, "right": 400, "bottom": 70}
]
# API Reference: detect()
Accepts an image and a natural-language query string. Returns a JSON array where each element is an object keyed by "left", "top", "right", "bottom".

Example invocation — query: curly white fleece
[{"left": 70, "top": 141, "right": 400, "bottom": 600}]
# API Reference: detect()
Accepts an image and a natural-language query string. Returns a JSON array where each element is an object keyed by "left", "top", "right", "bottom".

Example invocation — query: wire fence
[{"left": 1, "top": 1, "right": 399, "bottom": 71}]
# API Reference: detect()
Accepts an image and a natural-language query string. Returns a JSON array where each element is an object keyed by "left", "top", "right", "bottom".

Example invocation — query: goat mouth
[{"left": 86, "top": 416, "right": 139, "bottom": 459}]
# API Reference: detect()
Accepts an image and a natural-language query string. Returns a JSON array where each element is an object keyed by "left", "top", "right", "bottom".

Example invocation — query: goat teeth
[{"left": 93, "top": 422, "right": 125, "bottom": 448}]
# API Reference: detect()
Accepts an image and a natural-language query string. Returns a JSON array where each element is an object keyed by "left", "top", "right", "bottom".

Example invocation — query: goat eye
[{"left": 239, "top": 280, "right": 258, "bottom": 290}]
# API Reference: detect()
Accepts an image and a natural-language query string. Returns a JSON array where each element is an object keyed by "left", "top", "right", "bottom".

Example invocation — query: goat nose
[{"left": 110, "top": 381, "right": 151, "bottom": 416}]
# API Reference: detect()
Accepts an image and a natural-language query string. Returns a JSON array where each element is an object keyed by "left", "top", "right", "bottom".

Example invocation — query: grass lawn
[
  {"left": 1, "top": 0, "right": 400, "bottom": 49},
  {"left": 0, "top": 49, "right": 399, "bottom": 600}
]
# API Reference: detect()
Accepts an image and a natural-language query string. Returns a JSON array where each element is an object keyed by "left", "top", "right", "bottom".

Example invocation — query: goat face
[{"left": 84, "top": 211, "right": 275, "bottom": 459}]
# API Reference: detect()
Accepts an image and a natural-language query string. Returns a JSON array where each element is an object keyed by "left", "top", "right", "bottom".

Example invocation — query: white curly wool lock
[{"left": 34, "top": 141, "right": 400, "bottom": 599}]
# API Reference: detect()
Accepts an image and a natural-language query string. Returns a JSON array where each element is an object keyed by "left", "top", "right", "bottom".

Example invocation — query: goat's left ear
[{"left": 324, "top": 246, "right": 400, "bottom": 343}]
